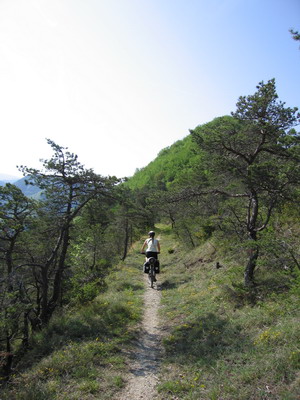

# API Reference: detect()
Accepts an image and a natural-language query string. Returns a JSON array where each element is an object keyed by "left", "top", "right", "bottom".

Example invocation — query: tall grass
[
  {"left": 157, "top": 229, "right": 300, "bottom": 399},
  {"left": 1, "top": 254, "right": 145, "bottom": 400}
]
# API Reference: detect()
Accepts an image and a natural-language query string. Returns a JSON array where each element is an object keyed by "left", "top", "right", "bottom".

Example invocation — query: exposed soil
[{"left": 116, "top": 275, "right": 163, "bottom": 400}]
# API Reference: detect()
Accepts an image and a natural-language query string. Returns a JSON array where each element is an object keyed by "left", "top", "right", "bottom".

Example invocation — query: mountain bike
[
  {"left": 141, "top": 253, "right": 158, "bottom": 288},
  {"left": 147, "top": 256, "right": 157, "bottom": 288}
]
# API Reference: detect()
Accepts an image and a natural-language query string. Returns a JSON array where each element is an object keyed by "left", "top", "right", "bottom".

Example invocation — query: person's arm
[
  {"left": 141, "top": 240, "right": 147, "bottom": 253},
  {"left": 157, "top": 240, "right": 161, "bottom": 253}
]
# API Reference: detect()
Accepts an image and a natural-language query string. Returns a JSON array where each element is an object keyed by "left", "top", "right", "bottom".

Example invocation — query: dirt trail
[{"left": 116, "top": 275, "right": 163, "bottom": 400}]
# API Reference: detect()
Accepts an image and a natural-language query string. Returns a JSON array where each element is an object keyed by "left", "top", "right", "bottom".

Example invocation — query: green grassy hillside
[
  {"left": 126, "top": 134, "right": 202, "bottom": 190},
  {"left": 2, "top": 225, "right": 299, "bottom": 399},
  {"left": 157, "top": 225, "right": 300, "bottom": 399}
]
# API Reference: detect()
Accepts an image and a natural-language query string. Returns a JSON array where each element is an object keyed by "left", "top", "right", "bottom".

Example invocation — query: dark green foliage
[
  {"left": 0, "top": 138, "right": 155, "bottom": 381},
  {"left": 0, "top": 140, "right": 122, "bottom": 380},
  {"left": 190, "top": 79, "right": 300, "bottom": 284},
  {"left": 0, "top": 184, "right": 36, "bottom": 375}
]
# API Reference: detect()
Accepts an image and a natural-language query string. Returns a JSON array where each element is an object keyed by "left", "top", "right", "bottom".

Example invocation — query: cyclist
[
  {"left": 141, "top": 231, "right": 161, "bottom": 283},
  {"left": 141, "top": 230, "right": 160, "bottom": 259}
]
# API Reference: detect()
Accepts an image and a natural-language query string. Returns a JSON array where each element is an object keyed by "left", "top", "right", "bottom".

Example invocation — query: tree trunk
[
  {"left": 2, "top": 333, "right": 13, "bottom": 377},
  {"left": 44, "top": 228, "right": 70, "bottom": 324},
  {"left": 122, "top": 219, "right": 129, "bottom": 261},
  {"left": 185, "top": 225, "right": 195, "bottom": 248},
  {"left": 244, "top": 192, "right": 259, "bottom": 286},
  {"left": 244, "top": 247, "right": 259, "bottom": 286},
  {"left": 169, "top": 211, "right": 176, "bottom": 229},
  {"left": 22, "top": 312, "right": 30, "bottom": 349},
  {"left": 244, "top": 231, "right": 259, "bottom": 286},
  {"left": 39, "top": 266, "right": 49, "bottom": 326}
]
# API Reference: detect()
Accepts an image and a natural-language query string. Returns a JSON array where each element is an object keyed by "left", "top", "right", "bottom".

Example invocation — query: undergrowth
[
  {"left": 0, "top": 253, "right": 145, "bottom": 400},
  {"left": 158, "top": 226, "right": 300, "bottom": 400}
]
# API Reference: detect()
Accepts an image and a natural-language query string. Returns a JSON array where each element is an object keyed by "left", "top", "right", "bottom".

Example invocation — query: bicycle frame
[
  {"left": 148, "top": 257, "right": 156, "bottom": 288},
  {"left": 142, "top": 253, "right": 157, "bottom": 288}
]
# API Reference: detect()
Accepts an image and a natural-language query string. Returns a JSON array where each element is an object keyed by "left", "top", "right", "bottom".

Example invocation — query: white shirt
[{"left": 145, "top": 238, "right": 159, "bottom": 252}]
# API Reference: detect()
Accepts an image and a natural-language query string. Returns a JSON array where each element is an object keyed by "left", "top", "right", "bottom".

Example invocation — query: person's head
[{"left": 148, "top": 230, "right": 155, "bottom": 238}]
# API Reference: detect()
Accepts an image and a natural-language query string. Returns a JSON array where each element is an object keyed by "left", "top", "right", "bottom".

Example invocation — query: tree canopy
[{"left": 191, "top": 79, "right": 300, "bottom": 284}]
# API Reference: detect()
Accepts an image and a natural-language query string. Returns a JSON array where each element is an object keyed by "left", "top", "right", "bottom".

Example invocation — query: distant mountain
[
  {"left": 13, "top": 177, "right": 42, "bottom": 198},
  {"left": 0, "top": 176, "right": 42, "bottom": 198}
]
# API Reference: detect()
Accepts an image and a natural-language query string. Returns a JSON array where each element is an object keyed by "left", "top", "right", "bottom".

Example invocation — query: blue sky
[{"left": 0, "top": 0, "right": 299, "bottom": 179}]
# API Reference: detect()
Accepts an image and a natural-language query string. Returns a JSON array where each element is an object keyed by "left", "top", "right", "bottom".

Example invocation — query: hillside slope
[
  {"left": 13, "top": 176, "right": 42, "bottom": 198},
  {"left": 157, "top": 226, "right": 300, "bottom": 399},
  {"left": 126, "top": 134, "right": 202, "bottom": 190},
  {"left": 1, "top": 226, "right": 299, "bottom": 399}
]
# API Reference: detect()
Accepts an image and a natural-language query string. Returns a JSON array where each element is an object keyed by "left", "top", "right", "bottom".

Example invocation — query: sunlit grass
[{"left": 158, "top": 233, "right": 300, "bottom": 399}]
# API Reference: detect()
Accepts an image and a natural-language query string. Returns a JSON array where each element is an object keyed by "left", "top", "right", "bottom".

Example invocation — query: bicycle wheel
[{"left": 149, "top": 265, "right": 155, "bottom": 288}]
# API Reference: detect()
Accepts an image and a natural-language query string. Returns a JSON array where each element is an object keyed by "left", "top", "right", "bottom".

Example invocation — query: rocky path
[{"left": 116, "top": 275, "right": 163, "bottom": 400}]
